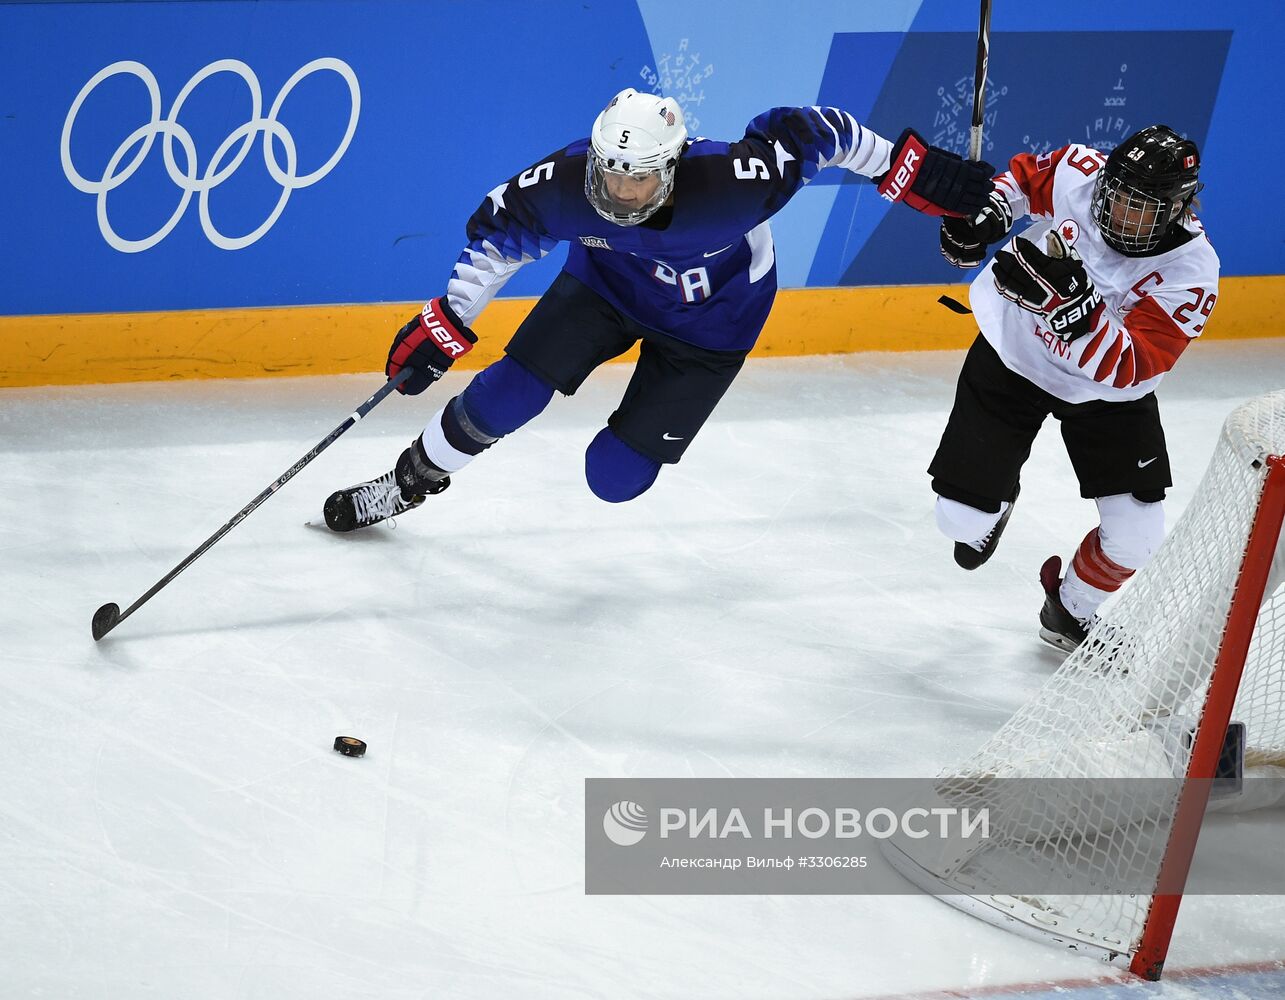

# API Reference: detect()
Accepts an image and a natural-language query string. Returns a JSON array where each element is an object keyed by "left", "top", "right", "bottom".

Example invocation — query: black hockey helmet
[{"left": 1090, "top": 125, "right": 1202, "bottom": 254}]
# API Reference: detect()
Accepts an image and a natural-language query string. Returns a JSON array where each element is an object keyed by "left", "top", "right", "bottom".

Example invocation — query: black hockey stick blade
[
  {"left": 92, "top": 603, "right": 121, "bottom": 641},
  {"left": 938, "top": 294, "right": 973, "bottom": 314}
]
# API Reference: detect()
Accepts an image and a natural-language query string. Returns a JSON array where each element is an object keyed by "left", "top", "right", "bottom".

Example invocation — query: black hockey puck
[{"left": 333, "top": 736, "right": 367, "bottom": 757}]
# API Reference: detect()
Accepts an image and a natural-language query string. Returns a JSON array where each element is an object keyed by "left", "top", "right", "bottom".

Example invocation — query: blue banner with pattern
[{"left": 0, "top": 0, "right": 1274, "bottom": 317}]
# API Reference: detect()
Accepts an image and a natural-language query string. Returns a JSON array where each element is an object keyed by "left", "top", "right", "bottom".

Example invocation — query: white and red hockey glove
[
  {"left": 386, "top": 297, "right": 478, "bottom": 395},
  {"left": 992, "top": 231, "right": 1105, "bottom": 342},
  {"left": 876, "top": 128, "right": 994, "bottom": 218},
  {"left": 940, "top": 188, "right": 1013, "bottom": 268}
]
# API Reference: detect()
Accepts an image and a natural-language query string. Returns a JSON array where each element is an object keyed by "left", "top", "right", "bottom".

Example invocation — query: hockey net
[{"left": 886, "top": 390, "right": 1285, "bottom": 979}]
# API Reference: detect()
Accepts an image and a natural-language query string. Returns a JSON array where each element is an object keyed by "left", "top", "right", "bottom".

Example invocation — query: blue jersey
[{"left": 444, "top": 107, "right": 894, "bottom": 353}]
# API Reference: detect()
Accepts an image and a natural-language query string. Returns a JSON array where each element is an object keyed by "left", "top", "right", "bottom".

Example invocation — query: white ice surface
[{"left": 3, "top": 341, "right": 1284, "bottom": 998}]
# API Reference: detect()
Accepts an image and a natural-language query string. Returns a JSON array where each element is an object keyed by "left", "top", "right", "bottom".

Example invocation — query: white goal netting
[{"left": 888, "top": 390, "right": 1285, "bottom": 963}]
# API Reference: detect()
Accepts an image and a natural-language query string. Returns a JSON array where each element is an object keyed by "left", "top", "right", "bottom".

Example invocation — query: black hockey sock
[
  {"left": 441, "top": 394, "right": 500, "bottom": 457},
  {"left": 396, "top": 437, "right": 450, "bottom": 500}
]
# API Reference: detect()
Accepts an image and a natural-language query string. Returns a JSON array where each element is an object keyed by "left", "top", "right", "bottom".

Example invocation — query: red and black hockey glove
[
  {"left": 386, "top": 297, "right": 478, "bottom": 395},
  {"left": 992, "top": 231, "right": 1105, "bottom": 342},
  {"left": 940, "top": 188, "right": 1013, "bottom": 268},
  {"left": 876, "top": 128, "right": 994, "bottom": 218}
]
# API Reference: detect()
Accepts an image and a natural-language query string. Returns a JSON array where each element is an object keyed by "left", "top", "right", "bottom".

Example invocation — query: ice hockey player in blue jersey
[{"left": 323, "top": 88, "right": 994, "bottom": 532}]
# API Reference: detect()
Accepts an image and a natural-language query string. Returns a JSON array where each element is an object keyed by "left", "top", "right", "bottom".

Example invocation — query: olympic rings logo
[{"left": 61, "top": 58, "right": 360, "bottom": 253}]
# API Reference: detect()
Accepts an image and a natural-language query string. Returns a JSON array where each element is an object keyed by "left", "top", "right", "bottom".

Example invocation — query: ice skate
[
  {"left": 1037, "top": 555, "right": 1097, "bottom": 652},
  {"left": 324, "top": 440, "right": 450, "bottom": 533},
  {"left": 954, "top": 483, "right": 1020, "bottom": 570}
]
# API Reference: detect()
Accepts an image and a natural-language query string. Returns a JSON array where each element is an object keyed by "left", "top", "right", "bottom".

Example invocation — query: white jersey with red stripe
[{"left": 970, "top": 144, "right": 1220, "bottom": 404}]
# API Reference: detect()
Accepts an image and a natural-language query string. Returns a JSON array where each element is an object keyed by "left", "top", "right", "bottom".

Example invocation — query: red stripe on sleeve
[
  {"left": 1113, "top": 345, "right": 1136, "bottom": 389},
  {"left": 1093, "top": 333, "right": 1125, "bottom": 383},
  {"left": 1121, "top": 295, "right": 1192, "bottom": 384},
  {"left": 1005, "top": 146, "right": 1070, "bottom": 218},
  {"left": 1077, "top": 325, "right": 1110, "bottom": 368}
]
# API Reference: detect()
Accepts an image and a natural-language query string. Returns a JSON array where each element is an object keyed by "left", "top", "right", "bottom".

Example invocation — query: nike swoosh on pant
[{"left": 1138, "top": 457, "right": 1158, "bottom": 468}]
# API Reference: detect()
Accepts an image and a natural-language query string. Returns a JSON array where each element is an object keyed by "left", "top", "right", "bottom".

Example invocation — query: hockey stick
[
  {"left": 936, "top": 2, "right": 991, "bottom": 316},
  {"left": 91, "top": 367, "right": 414, "bottom": 641},
  {"left": 968, "top": 0, "right": 993, "bottom": 162}
]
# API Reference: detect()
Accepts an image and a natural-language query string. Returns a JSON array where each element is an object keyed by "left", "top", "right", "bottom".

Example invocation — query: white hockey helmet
[{"left": 585, "top": 88, "right": 688, "bottom": 226}]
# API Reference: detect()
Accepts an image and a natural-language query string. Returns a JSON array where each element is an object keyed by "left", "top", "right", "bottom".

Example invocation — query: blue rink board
[{"left": 0, "top": 0, "right": 1277, "bottom": 318}]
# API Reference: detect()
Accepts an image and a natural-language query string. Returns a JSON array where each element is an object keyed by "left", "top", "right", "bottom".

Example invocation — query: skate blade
[
  {"left": 303, "top": 517, "right": 369, "bottom": 532},
  {"left": 303, "top": 517, "right": 398, "bottom": 536},
  {"left": 1038, "top": 627, "right": 1079, "bottom": 654}
]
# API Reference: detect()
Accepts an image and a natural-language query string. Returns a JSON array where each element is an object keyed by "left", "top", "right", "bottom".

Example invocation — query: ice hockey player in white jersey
[
  {"left": 929, "top": 125, "right": 1219, "bottom": 652},
  {"left": 321, "top": 88, "right": 993, "bottom": 533}
]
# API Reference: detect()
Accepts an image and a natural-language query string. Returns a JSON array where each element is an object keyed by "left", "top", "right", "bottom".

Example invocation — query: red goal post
[{"left": 1131, "top": 449, "right": 1285, "bottom": 978}]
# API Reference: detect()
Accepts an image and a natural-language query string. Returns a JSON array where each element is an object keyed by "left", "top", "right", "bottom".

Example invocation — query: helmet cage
[{"left": 1090, "top": 171, "right": 1182, "bottom": 254}]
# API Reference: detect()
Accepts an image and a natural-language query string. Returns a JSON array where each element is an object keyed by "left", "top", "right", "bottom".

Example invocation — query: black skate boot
[
  {"left": 954, "top": 483, "right": 1020, "bottom": 570},
  {"left": 1037, "top": 555, "right": 1097, "bottom": 653},
  {"left": 324, "top": 438, "right": 450, "bottom": 533}
]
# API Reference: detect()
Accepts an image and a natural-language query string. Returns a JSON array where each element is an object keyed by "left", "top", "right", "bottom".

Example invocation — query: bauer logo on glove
[
  {"left": 386, "top": 296, "right": 479, "bottom": 395},
  {"left": 875, "top": 128, "right": 994, "bottom": 218},
  {"left": 420, "top": 300, "right": 472, "bottom": 358},
  {"left": 992, "top": 231, "right": 1105, "bottom": 342}
]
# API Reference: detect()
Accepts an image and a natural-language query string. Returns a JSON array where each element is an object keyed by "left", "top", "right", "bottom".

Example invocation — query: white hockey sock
[
  {"left": 1060, "top": 496, "right": 1165, "bottom": 620},
  {"left": 1060, "top": 559, "right": 1111, "bottom": 622},
  {"left": 421, "top": 408, "right": 477, "bottom": 474},
  {"left": 935, "top": 496, "right": 1008, "bottom": 549}
]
